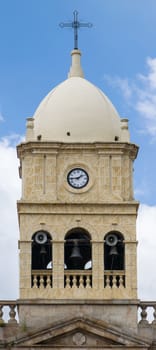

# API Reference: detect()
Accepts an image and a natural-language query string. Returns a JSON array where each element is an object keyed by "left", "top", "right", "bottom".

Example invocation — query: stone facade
[
  {"left": 0, "top": 139, "right": 156, "bottom": 348},
  {"left": 17, "top": 141, "right": 138, "bottom": 302}
]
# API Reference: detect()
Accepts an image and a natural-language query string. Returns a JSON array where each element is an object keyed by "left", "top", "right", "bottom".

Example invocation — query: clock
[{"left": 67, "top": 168, "right": 89, "bottom": 189}]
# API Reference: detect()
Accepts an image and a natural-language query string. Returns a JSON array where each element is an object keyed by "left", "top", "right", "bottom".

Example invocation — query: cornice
[{"left": 17, "top": 141, "right": 139, "bottom": 159}]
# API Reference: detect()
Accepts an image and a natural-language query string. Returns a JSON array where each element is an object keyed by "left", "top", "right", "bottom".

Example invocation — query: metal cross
[{"left": 59, "top": 10, "right": 92, "bottom": 49}]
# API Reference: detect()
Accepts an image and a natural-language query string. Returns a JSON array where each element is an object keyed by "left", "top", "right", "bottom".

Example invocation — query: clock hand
[{"left": 70, "top": 174, "right": 82, "bottom": 179}]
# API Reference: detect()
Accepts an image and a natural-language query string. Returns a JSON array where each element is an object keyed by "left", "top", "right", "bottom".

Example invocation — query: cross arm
[{"left": 59, "top": 23, "right": 73, "bottom": 28}]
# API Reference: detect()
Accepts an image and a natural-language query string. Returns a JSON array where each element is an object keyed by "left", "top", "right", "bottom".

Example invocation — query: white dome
[{"left": 33, "top": 51, "right": 121, "bottom": 143}]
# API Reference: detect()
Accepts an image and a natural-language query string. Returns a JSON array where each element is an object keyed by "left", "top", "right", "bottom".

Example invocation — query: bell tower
[{"left": 17, "top": 47, "right": 139, "bottom": 331}]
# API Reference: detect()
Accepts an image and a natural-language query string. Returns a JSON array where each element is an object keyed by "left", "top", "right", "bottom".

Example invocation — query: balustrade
[
  {"left": 138, "top": 302, "right": 156, "bottom": 325},
  {"left": 0, "top": 302, "right": 18, "bottom": 324},
  {"left": 64, "top": 270, "right": 92, "bottom": 288},
  {"left": 104, "top": 270, "right": 125, "bottom": 288},
  {"left": 0, "top": 301, "right": 156, "bottom": 325},
  {"left": 32, "top": 270, "right": 52, "bottom": 288}
]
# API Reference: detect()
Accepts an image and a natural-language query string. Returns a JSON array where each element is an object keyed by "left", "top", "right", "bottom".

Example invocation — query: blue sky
[
  {"left": 0, "top": 0, "right": 156, "bottom": 204},
  {"left": 0, "top": 1, "right": 156, "bottom": 301}
]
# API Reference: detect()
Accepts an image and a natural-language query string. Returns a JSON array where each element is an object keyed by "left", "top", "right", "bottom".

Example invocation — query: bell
[
  {"left": 69, "top": 240, "right": 83, "bottom": 269},
  {"left": 40, "top": 245, "right": 47, "bottom": 255},
  {"left": 40, "top": 245, "right": 47, "bottom": 269},
  {"left": 109, "top": 246, "right": 118, "bottom": 255}
]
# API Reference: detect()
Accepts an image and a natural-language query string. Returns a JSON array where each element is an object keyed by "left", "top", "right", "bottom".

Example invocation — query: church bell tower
[{"left": 17, "top": 41, "right": 139, "bottom": 332}]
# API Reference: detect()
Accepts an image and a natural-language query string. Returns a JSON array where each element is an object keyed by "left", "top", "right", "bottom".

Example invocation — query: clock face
[{"left": 67, "top": 168, "right": 89, "bottom": 189}]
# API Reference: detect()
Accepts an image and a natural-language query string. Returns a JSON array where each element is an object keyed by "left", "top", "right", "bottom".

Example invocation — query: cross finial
[{"left": 60, "top": 10, "right": 92, "bottom": 49}]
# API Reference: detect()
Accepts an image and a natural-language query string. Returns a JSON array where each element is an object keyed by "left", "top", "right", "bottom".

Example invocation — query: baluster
[
  {"left": 121, "top": 275, "right": 125, "bottom": 288},
  {"left": 117, "top": 275, "right": 120, "bottom": 288},
  {"left": 40, "top": 275, "right": 44, "bottom": 288},
  {"left": 152, "top": 305, "right": 156, "bottom": 326},
  {"left": 33, "top": 275, "right": 38, "bottom": 288},
  {"left": 112, "top": 275, "right": 117, "bottom": 288},
  {"left": 65, "top": 275, "right": 71, "bottom": 288},
  {"left": 86, "top": 275, "right": 91, "bottom": 289},
  {"left": 46, "top": 275, "right": 51, "bottom": 288},
  {"left": 105, "top": 275, "right": 110, "bottom": 288},
  {"left": 118, "top": 275, "right": 123, "bottom": 288},
  {"left": 139, "top": 305, "right": 148, "bottom": 325},
  {"left": 111, "top": 275, "right": 114, "bottom": 288},
  {"left": 72, "top": 275, "right": 77, "bottom": 288},
  {"left": 79, "top": 275, "right": 84, "bottom": 288},
  {"left": 8, "top": 305, "right": 17, "bottom": 324},
  {"left": 0, "top": 305, "right": 4, "bottom": 324}
]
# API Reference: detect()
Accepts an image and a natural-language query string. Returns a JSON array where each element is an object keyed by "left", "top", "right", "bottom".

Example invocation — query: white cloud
[
  {"left": 0, "top": 136, "right": 155, "bottom": 303},
  {"left": 137, "top": 204, "right": 156, "bottom": 300},
  {"left": 104, "top": 57, "right": 156, "bottom": 137},
  {"left": 0, "top": 135, "right": 21, "bottom": 299},
  {"left": 138, "top": 57, "right": 156, "bottom": 90},
  {"left": 104, "top": 75, "right": 132, "bottom": 100}
]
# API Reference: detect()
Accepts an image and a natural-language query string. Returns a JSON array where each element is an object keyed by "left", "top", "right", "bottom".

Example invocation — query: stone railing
[
  {"left": 138, "top": 301, "right": 156, "bottom": 325},
  {"left": 104, "top": 270, "right": 125, "bottom": 288},
  {"left": 0, "top": 300, "right": 156, "bottom": 325},
  {"left": 64, "top": 270, "right": 92, "bottom": 288},
  {"left": 32, "top": 269, "right": 52, "bottom": 288},
  {"left": 0, "top": 301, "right": 18, "bottom": 324}
]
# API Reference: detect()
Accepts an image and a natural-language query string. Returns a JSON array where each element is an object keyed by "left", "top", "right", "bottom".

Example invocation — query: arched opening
[
  {"left": 32, "top": 231, "right": 52, "bottom": 270},
  {"left": 64, "top": 227, "right": 91, "bottom": 270},
  {"left": 64, "top": 228, "right": 92, "bottom": 289},
  {"left": 104, "top": 231, "right": 125, "bottom": 288},
  {"left": 104, "top": 231, "right": 124, "bottom": 270},
  {"left": 31, "top": 231, "right": 52, "bottom": 288}
]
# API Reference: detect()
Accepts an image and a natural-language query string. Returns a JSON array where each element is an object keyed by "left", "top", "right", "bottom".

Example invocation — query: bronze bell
[
  {"left": 69, "top": 240, "right": 83, "bottom": 269},
  {"left": 40, "top": 245, "right": 47, "bottom": 255},
  {"left": 109, "top": 246, "right": 118, "bottom": 256}
]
